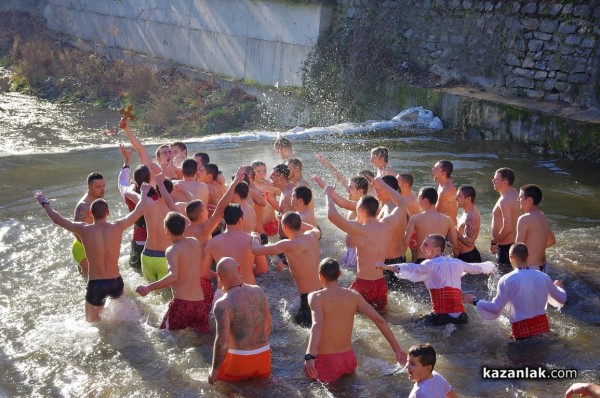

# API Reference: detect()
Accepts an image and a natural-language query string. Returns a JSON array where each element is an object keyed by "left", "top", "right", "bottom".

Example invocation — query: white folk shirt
[
  {"left": 409, "top": 371, "right": 451, "bottom": 398},
  {"left": 476, "top": 268, "right": 567, "bottom": 323}
]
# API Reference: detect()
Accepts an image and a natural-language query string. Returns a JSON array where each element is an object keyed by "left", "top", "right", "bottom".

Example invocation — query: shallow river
[{"left": 0, "top": 84, "right": 599, "bottom": 398}]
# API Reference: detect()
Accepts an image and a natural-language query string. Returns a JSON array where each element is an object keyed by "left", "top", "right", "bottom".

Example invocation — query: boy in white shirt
[{"left": 407, "top": 343, "right": 457, "bottom": 398}]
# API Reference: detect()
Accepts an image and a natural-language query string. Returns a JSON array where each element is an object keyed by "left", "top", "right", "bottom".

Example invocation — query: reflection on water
[{"left": 0, "top": 87, "right": 599, "bottom": 397}]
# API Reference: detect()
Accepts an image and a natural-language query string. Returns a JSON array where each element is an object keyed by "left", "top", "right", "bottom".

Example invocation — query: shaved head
[{"left": 216, "top": 257, "right": 240, "bottom": 278}]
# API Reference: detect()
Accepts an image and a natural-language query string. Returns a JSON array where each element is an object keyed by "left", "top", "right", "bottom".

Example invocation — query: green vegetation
[{"left": 0, "top": 11, "right": 259, "bottom": 136}]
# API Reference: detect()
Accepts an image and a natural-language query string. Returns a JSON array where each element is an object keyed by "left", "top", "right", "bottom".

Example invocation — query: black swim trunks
[
  {"left": 458, "top": 247, "right": 482, "bottom": 263},
  {"left": 129, "top": 240, "right": 144, "bottom": 269},
  {"left": 85, "top": 276, "right": 124, "bottom": 306},
  {"left": 497, "top": 243, "right": 512, "bottom": 265},
  {"left": 294, "top": 293, "right": 312, "bottom": 328},
  {"left": 383, "top": 256, "right": 406, "bottom": 290},
  {"left": 260, "top": 233, "right": 268, "bottom": 245},
  {"left": 419, "top": 312, "right": 468, "bottom": 326}
]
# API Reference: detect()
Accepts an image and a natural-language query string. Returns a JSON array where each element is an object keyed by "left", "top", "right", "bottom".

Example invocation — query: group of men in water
[{"left": 35, "top": 119, "right": 579, "bottom": 394}]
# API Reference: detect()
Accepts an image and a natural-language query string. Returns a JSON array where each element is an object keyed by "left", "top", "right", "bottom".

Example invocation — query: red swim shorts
[
  {"left": 201, "top": 277, "right": 214, "bottom": 312},
  {"left": 315, "top": 350, "right": 358, "bottom": 383},
  {"left": 217, "top": 345, "right": 271, "bottom": 382},
  {"left": 349, "top": 277, "right": 388, "bottom": 309},
  {"left": 263, "top": 219, "right": 279, "bottom": 237},
  {"left": 161, "top": 298, "right": 210, "bottom": 333}
]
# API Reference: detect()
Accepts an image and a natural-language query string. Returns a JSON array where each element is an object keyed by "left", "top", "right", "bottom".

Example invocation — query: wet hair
[
  {"left": 438, "top": 160, "right": 453, "bottom": 178},
  {"left": 156, "top": 178, "right": 174, "bottom": 198},
  {"left": 171, "top": 141, "right": 187, "bottom": 153},
  {"left": 87, "top": 172, "right": 104, "bottom": 185},
  {"left": 358, "top": 169, "right": 375, "bottom": 180},
  {"left": 351, "top": 176, "right": 369, "bottom": 195},
  {"left": 164, "top": 211, "right": 186, "bottom": 236},
  {"left": 509, "top": 242, "right": 529, "bottom": 264},
  {"left": 427, "top": 234, "right": 446, "bottom": 252},
  {"left": 418, "top": 186, "right": 438, "bottom": 205},
  {"left": 496, "top": 167, "right": 515, "bottom": 186},
  {"left": 155, "top": 144, "right": 171, "bottom": 159},
  {"left": 319, "top": 257, "right": 340, "bottom": 281},
  {"left": 358, "top": 195, "right": 380, "bottom": 217},
  {"left": 293, "top": 185, "right": 312, "bottom": 205},
  {"left": 370, "top": 146, "right": 389, "bottom": 163},
  {"left": 223, "top": 204, "right": 243, "bottom": 225},
  {"left": 382, "top": 175, "right": 399, "bottom": 191},
  {"left": 204, "top": 163, "right": 219, "bottom": 181},
  {"left": 242, "top": 166, "right": 256, "bottom": 181},
  {"left": 133, "top": 165, "right": 150, "bottom": 192},
  {"left": 274, "top": 137, "right": 292, "bottom": 150},
  {"left": 397, "top": 173, "right": 414, "bottom": 188},
  {"left": 90, "top": 199, "right": 109, "bottom": 219},
  {"left": 520, "top": 184, "right": 543, "bottom": 205},
  {"left": 273, "top": 164, "right": 290, "bottom": 181},
  {"left": 181, "top": 158, "right": 198, "bottom": 177},
  {"left": 234, "top": 181, "right": 250, "bottom": 200},
  {"left": 282, "top": 211, "right": 302, "bottom": 231},
  {"left": 251, "top": 160, "right": 266, "bottom": 168},
  {"left": 408, "top": 343, "right": 436, "bottom": 371},
  {"left": 186, "top": 199, "right": 204, "bottom": 222},
  {"left": 194, "top": 152, "right": 210, "bottom": 166},
  {"left": 458, "top": 185, "right": 476, "bottom": 203},
  {"left": 288, "top": 158, "right": 303, "bottom": 171}
]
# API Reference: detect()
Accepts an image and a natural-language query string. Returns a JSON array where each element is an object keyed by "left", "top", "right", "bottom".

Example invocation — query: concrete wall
[
  {"left": 42, "top": 0, "right": 333, "bottom": 86},
  {"left": 0, "top": 0, "right": 42, "bottom": 13},
  {"left": 335, "top": 0, "right": 600, "bottom": 107}
]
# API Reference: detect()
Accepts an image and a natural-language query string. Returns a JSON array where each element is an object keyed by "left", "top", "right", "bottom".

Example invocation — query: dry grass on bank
[{"left": 0, "top": 11, "right": 259, "bottom": 136}]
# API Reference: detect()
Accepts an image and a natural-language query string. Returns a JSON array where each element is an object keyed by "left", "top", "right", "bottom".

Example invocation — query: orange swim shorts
[{"left": 217, "top": 345, "right": 271, "bottom": 382}]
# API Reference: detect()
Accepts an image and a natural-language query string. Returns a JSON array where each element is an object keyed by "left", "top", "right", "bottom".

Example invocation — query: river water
[{"left": 1, "top": 79, "right": 599, "bottom": 397}]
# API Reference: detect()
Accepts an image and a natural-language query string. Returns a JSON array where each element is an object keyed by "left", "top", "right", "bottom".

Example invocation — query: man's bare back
[
  {"left": 172, "top": 179, "right": 209, "bottom": 204},
  {"left": 407, "top": 211, "right": 457, "bottom": 259},
  {"left": 203, "top": 230, "right": 259, "bottom": 285},
  {"left": 492, "top": 188, "right": 520, "bottom": 246},
  {"left": 166, "top": 237, "right": 204, "bottom": 301},
  {"left": 516, "top": 209, "right": 555, "bottom": 267},
  {"left": 437, "top": 181, "right": 458, "bottom": 225}
]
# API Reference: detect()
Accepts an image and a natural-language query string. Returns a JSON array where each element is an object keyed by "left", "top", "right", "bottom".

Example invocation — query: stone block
[
  {"left": 514, "top": 68, "right": 535, "bottom": 78},
  {"left": 514, "top": 38, "right": 526, "bottom": 52},
  {"left": 556, "top": 72, "right": 568, "bottom": 80},
  {"left": 559, "top": 46, "right": 574, "bottom": 55},
  {"left": 517, "top": 77, "right": 535, "bottom": 88},
  {"left": 511, "top": 2, "right": 521, "bottom": 13},
  {"left": 524, "top": 32, "right": 533, "bottom": 40},
  {"left": 450, "top": 35, "right": 465, "bottom": 44},
  {"left": 561, "top": 4, "right": 573, "bottom": 15},
  {"left": 506, "top": 17, "right": 523, "bottom": 31},
  {"left": 573, "top": 5, "right": 590, "bottom": 18},
  {"left": 571, "top": 63, "right": 587, "bottom": 74},
  {"left": 535, "top": 60, "right": 547, "bottom": 70},
  {"left": 506, "top": 52, "right": 522, "bottom": 66},
  {"left": 534, "top": 71, "right": 548, "bottom": 80},
  {"left": 542, "top": 78, "right": 556, "bottom": 90},
  {"left": 548, "top": 71, "right": 556, "bottom": 78},
  {"left": 427, "top": 41, "right": 438, "bottom": 51},
  {"left": 581, "top": 38, "right": 596, "bottom": 48},
  {"left": 522, "top": 57, "right": 535, "bottom": 68},
  {"left": 525, "top": 89, "right": 545, "bottom": 99},
  {"left": 505, "top": 74, "right": 519, "bottom": 87},
  {"left": 521, "top": 3, "right": 537, "bottom": 14},
  {"left": 430, "top": 49, "right": 443, "bottom": 58},
  {"left": 546, "top": 60, "right": 561, "bottom": 71},
  {"left": 558, "top": 23, "right": 577, "bottom": 34},
  {"left": 565, "top": 35, "right": 582, "bottom": 46},
  {"left": 533, "top": 31, "right": 552, "bottom": 41},
  {"left": 555, "top": 81, "right": 571, "bottom": 92},
  {"left": 538, "top": 19, "right": 559, "bottom": 34},
  {"left": 462, "top": 0, "right": 473, "bottom": 10},
  {"left": 543, "top": 42, "right": 558, "bottom": 51},
  {"left": 449, "top": 0, "right": 461, "bottom": 10},
  {"left": 595, "top": 6, "right": 600, "bottom": 18},
  {"left": 567, "top": 73, "right": 589, "bottom": 84},
  {"left": 484, "top": 2, "right": 494, "bottom": 12},
  {"left": 532, "top": 51, "right": 543, "bottom": 61},
  {"left": 528, "top": 40, "right": 544, "bottom": 52},
  {"left": 548, "top": 4, "right": 562, "bottom": 16},
  {"left": 523, "top": 18, "right": 540, "bottom": 30},
  {"left": 545, "top": 93, "right": 560, "bottom": 102},
  {"left": 404, "top": 28, "right": 413, "bottom": 39}
]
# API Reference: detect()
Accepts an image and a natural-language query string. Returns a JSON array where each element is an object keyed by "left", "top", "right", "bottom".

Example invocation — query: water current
[{"left": 0, "top": 80, "right": 599, "bottom": 397}]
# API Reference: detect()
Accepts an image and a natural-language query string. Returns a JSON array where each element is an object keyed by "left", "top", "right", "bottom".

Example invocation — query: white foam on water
[
  {"left": 100, "top": 295, "right": 143, "bottom": 324},
  {"left": 24, "top": 314, "right": 99, "bottom": 353}
]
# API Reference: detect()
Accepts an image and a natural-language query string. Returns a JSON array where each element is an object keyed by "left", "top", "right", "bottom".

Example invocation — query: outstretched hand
[
  {"left": 311, "top": 175, "right": 326, "bottom": 189},
  {"left": 34, "top": 191, "right": 48, "bottom": 205},
  {"left": 234, "top": 166, "right": 247, "bottom": 183},
  {"left": 136, "top": 285, "right": 150, "bottom": 297},
  {"left": 119, "top": 144, "right": 133, "bottom": 163},
  {"left": 324, "top": 185, "right": 335, "bottom": 196},
  {"left": 140, "top": 182, "right": 151, "bottom": 196},
  {"left": 463, "top": 293, "right": 476, "bottom": 305}
]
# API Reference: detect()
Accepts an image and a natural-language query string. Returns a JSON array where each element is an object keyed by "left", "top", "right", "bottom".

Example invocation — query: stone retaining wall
[{"left": 335, "top": 0, "right": 600, "bottom": 107}]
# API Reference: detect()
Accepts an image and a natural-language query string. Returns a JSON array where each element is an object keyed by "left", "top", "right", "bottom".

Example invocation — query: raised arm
[
  {"left": 155, "top": 173, "right": 186, "bottom": 215},
  {"left": 118, "top": 144, "right": 133, "bottom": 199},
  {"left": 371, "top": 177, "right": 408, "bottom": 210},
  {"left": 357, "top": 294, "right": 407, "bottom": 364},
  {"left": 325, "top": 186, "right": 363, "bottom": 235},
  {"left": 209, "top": 302, "right": 231, "bottom": 384},
  {"left": 203, "top": 166, "right": 246, "bottom": 233},
  {"left": 315, "top": 154, "right": 349, "bottom": 192},
  {"left": 115, "top": 183, "right": 151, "bottom": 230},
  {"left": 36, "top": 192, "right": 85, "bottom": 236},
  {"left": 120, "top": 118, "right": 161, "bottom": 175}
]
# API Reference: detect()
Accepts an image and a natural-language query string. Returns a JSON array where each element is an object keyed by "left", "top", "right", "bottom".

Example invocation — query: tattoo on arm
[
  {"left": 212, "top": 305, "right": 230, "bottom": 372},
  {"left": 74, "top": 203, "right": 89, "bottom": 222}
]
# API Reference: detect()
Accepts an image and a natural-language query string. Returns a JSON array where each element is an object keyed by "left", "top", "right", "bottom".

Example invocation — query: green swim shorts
[
  {"left": 72, "top": 239, "right": 86, "bottom": 265},
  {"left": 141, "top": 249, "right": 168, "bottom": 282}
]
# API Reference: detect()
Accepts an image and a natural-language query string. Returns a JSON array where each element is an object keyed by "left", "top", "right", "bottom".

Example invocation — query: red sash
[
  {"left": 511, "top": 313, "right": 550, "bottom": 339},
  {"left": 125, "top": 196, "right": 147, "bottom": 242},
  {"left": 429, "top": 286, "right": 465, "bottom": 314}
]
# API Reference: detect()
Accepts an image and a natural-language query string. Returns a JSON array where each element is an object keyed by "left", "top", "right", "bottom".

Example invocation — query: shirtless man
[
  {"left": 232, "top": 181, "right": 257, "bottom": 233},
  {"left": 324, "top": 180, "right": 403, "bottom": 309},
  {"left": 208, "top": 257, "right": 272, "bottom": 384},
  {"left": 274, "top": 136, "right": 297, "bottom": 163},
  {"left": 35, "top": 184, "right": 149, "bottom": 321},
  {"left": 171, "top": 141, "right": 187, "bottom": 168},
  {"left": 405, "top": 187, "right": 459, "bottom": 262},
  {"left": 397, "top": 173, "right": 420, "bottom": 217},
  {"left": 370, "top": 146, "right": 396, "bottom": 178},
  {"left": 240, "top": 166, "right": 267, "bottom": 234},
  {"left": 252, "top": 160, "right": 280, "bottom": 240},
  {"left": 171, "top": 158, "right": 209, "bottom": 204},
  {"left": 515, "top": 184, "right": 556, "bottom": 273},
  {"left": 455, "top": 185, "right": 481, "bottom": 263},
  {"left": 194, "top": 152, "right": 227, "bottom": 186},
  {"left": 199, "top": 163, "right": 225, "bottom": 206},
  {"left": 303, "top": 258, "right": 407, "bottom": 383},
  {"left": 72, "top": 172, "right": 106, "bottom": 279},
  {"left": 491, "top": 167, "right": 521, "bottom": 269},
  {"left": 374, "top": 176, "right": 410, "bottom": 290},
  {"left": 136, "top": 212, "right": 209, "bottom": 333},
  {"left": 201, "top": 204, "right": 268, "bottom": 307},
  {"left": 292, "top": 186, "right": 318, "bottom": 228},
  {"left": 432, "top": 160, "right": 457, "bottom": 225},
  {"left": 288, "top": 158, "right": 310, "bottom": 187},
  {"left": 252, "top": 212, "right": 321, "bottom": 327},
  {"left": 121, "top": 118, "right": 180, "bottom": 180}
]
